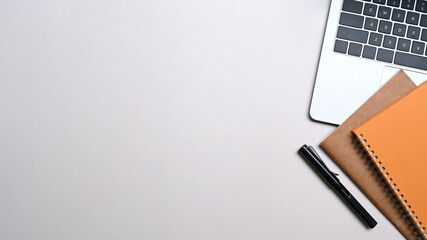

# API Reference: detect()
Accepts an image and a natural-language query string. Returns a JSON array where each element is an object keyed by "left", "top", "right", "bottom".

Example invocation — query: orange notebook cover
[{"left": 352, "top": 81, "right": 427, "bottom": 239}]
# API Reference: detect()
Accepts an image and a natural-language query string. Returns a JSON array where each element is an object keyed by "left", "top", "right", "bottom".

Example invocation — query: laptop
[{"left": 311, "top": 0, "right": 427, "bottom": 125}]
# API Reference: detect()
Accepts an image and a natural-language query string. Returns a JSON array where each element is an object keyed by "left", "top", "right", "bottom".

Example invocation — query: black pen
[{"left": 298, "top": 144, "right": 377, "bottom": 228}]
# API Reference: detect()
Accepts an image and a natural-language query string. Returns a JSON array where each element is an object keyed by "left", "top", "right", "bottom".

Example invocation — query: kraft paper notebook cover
[
  {"left": 321, "top": 71, "right": 418, "bottom": 240},
  {"left": 353, "top": 81, "right": 427, "bottom": 239}
]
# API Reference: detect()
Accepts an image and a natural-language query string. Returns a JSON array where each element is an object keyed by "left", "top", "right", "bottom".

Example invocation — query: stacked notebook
[{"left": 321, "top": 71, "right": 427, "bottom": 240}]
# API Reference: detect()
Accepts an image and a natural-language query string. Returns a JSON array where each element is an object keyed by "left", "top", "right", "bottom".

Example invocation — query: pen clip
[{"left": 307, "top": 146, "right": 339, "bottom": 177}]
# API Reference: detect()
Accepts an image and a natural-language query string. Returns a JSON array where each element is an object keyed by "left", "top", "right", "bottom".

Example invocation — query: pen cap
[{"left": 298, "top": 145, "right": 340, "bottom": 188}]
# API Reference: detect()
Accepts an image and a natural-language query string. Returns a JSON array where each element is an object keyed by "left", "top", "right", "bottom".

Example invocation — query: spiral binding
[{"left": 355, "top": 133, "right": 427, "bottom": 240}]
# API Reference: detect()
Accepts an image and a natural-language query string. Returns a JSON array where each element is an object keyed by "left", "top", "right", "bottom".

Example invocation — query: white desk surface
[{"left": 0, "top": 0, "right": 404, "bottom": 239}]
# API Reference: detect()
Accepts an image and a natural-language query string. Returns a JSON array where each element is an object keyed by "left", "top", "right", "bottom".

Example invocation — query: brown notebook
[{"left": 321, "top": 71, "right": 418, "bottom": 240}]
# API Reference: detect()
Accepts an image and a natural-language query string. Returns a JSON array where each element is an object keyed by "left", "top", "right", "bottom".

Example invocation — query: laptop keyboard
[{"left": 334, "top": 0, "right": 427, "bottom": 71}]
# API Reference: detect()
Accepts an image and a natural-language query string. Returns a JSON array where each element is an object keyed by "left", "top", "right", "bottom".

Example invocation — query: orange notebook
[{"left": 352, "top": 81, "right": 427, "bottom": 239}]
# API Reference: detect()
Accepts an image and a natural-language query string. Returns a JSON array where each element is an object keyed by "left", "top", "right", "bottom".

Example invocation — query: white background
[{"left": 0, "top": 0, "right": 403, "bottom": 239}]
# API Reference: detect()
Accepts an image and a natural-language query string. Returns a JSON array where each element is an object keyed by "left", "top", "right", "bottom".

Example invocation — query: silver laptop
[{"left": 311, "top": 0, "right": 427, "bottom": 125}]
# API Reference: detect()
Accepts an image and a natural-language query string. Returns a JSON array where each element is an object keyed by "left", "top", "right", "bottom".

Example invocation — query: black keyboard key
[
  {"left": 387, "top": 0, "right": 401, "bottom": 7},
  {"left": 421, "top": 15, "right": 427, "bottom": 27},
  {"left": 397, "top": 38, "right": 411, "bottom": 51},
  {"left": 349, "top": 42, "right": 363, "bottom": 56},
  {"left": 406, "top": 12, "right": 420, "bottom": 25},
  {"left": 364, "top": 3, "right": 378, "bottom": 16},
  {"left": 378, "top": 6, "right": 392, "bottom": 19},
  {"left": 363, "top": 45, "right": 377, "bottom": 59},
  {"left": 379, "top": 20, "right": 393, "bottom": 34},
  {"left": 383, "top": 35, "right": 397, "bottom": 49},
  {"left": 369, "top": 32, "right": 383, "bottom": 46},
  {"left": 416, "top": 1, "right": 427, "bottom": 13},
  {"left": 392, "top": 9, "right": 406, "bottom": 22},
  {"left": 407, "top": 26, "right": 421, "bottom": 39},
  {"left": 365, "top": 18, "right": 379, "bottom": 30},
  {"left": 411, "top": 41, "right": 425, "bottom": 54},
  {"left": 395, "top": 51, "right": 427, "bottom": 70},
  {"left": 334, "top": 40, "right": 348, "bottom": 54},
  {"left": 393, "top": 23, "right": 407, "bottom": 37},
  {"left": 340, "top": 12, "right": 364, "bottom": 28},
  {"left": 342, "top": 0, "right": 363, "bottom": 14},
  {"left": 421, "top": 29, "right": 427, "bottom": 41},
  {"left": 377, "top": 48, "right": 394, "bottom": 62},
  {"left": 374, "top": 0, "right": 386, "bottom": 4},
  {"left": 402, "top": 0, "right": 415, "bottom": 10},
  {"left": 337, "top": 26, "right": 369, "bottom": 43}
]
